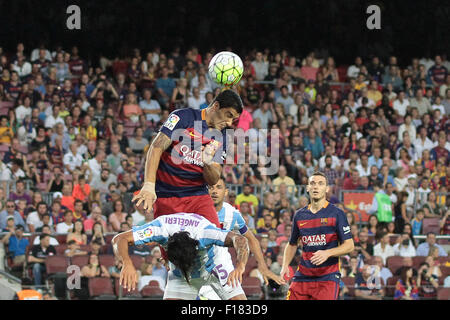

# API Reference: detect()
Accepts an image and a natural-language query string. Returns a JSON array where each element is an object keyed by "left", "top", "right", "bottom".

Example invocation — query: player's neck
[
  {"left": 204, "top": 107, "right": 214, "bottom": 127},
  {"left": 310, "top": 198, "right": 327, "bottom": 214},
  {"left": 215, "top": 201, "right": 224, "bottom": 213}
]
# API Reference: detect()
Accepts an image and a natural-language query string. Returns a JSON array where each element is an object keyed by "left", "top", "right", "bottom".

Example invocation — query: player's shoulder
[
  {"left": 170, "top": 107, "right": 199, "bottom": 120},
  {"left": 325, "top": 202, "right": 346, "bottom": 217},
  {"left": 293, "top": 206, "right": 310, "bottom": 219},
  {"left": 223, "top": 202, "right": 240, "bottom": 214}
]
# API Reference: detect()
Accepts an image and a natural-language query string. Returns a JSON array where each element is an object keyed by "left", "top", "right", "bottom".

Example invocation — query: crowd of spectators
[{"left": 0, "top": 43, "right": 449, "bottom": 299}]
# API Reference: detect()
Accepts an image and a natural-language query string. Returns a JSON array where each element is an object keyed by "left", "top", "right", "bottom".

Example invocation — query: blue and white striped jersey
[
  {"left": 217, "top": 202, "right": 248, "bottom": 235},
  {"left": 132, "top": 213, "right": 229, "bottom": 280}
]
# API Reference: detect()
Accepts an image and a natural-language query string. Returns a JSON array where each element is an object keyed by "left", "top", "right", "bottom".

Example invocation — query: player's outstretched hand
[
  {"left": 261, "top": 268, "right": 286, "bottom": 285},
  {"left": 132, "top": 182, "right": 157, "bottom": 212},
  {"left": 120, "top": 260, "right": 138, "bottom": 292},
  {"left": 227, "top": 263, "right": 245, "bottom": 288},
  {"left": 310, "top": 250, "right": 330, "bottom": 266}
]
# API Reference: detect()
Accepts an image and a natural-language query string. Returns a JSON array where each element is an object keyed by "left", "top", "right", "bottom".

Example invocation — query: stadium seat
[
  {"left": 441, "top": 266, "right": 450, "bottom": 278},
  {"left": 0, "top": 144, "right": 9, "bottom": 153},
  {"left": 244, "top": 255, "right": 258, "bottom": 278},
  {"left": 412, "top": 256, "right": 426, "bottom": 269},
  {"left": 140, "top": 284, "right": 164, "bottom": 299},
  {"left": 99, "top": 254, "right": 115, "bottom": 268},
  {"left": 437, "top": 288, "right": 450, "bottom": 300},
  {"left": 71, "top": 255, "right": 89, "bottom": 267},
  {"left": 341, "top": 276, "right": 355, "bottom": 297},
  {"left": 242, "top": 276, "right": 263, "bottom": 299},
  {"left": 45, "top": 256, "right": 70, "bottom": 275},
  {"left": 114, "top": 278, "right": 141, "bottom": 299},
  {"left": 386, "top": 256, "right": 404, "bottom": 273},
  {"left": 0, "top": 101, "right": 14, "bottom": 109},
  {"left": 422, "top": 218, "right": 441, "bottom": 234},
  {"left": 88, "top": 277, "right": 116, "bottom": 299},
  {"left": 437, "top": 257, "right": 449, "bottom": 265},
  {"left": 130, "top": 255, "right": 144, "bottom": 270},
  {"left": 56, "top": 244, "right": 68, "bottom": 256},
  {"left": 385, "top": 276, "right": 400, "bottom": 298},
  {"left": 105, "top": 234, "right": 115, "bottom": 244},
  {"left": 55, "top": 234, "right": 67, "bottom": 245}
]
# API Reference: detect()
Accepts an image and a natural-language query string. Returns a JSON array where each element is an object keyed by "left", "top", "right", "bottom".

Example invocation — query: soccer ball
[{"left": 208, "top": 51, "right": 244, "bottom": 87}]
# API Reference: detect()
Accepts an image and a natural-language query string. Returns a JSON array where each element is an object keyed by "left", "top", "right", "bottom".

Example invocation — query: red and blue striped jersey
[
  {"left": 289, "top": 201, "right": 352, "bottom": 283},
  {"left": 157, "top": 108, "right": 227, "bottom": 198}
]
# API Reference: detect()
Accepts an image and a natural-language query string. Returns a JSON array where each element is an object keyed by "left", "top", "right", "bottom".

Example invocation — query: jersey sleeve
[
  {"left": 197, "top": 225, "right": 229, "bottom": 248},
  {"left": 132, "top": 219, "right": 167, "bottom": 246},
  {"left": 288, "top": 213, "right": 300, "bottom": 245},
  {"left": 336, "top": 208, "right": 353, "bottom": 242},
  {"left": 159, "top": 109, "right": 190, "bottom": 140},
  {"left": 234, "top": 211, "right": 248, "bottom": 235}
]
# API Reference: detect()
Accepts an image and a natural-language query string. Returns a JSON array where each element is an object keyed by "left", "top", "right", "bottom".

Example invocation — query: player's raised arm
[
  {"left": 111, "top": 230, "right": 138, "bottom": 291},
  {"left": 132, "top": 132, "right": 172, "bottom": 211},
  {"left": 224, "top": 231, "right": 249, "bottom": 287}
]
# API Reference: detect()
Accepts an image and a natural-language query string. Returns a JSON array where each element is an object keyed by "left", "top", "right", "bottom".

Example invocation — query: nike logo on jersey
[{"left": 299, "top": 222, "right": 308, "bottom": 227}]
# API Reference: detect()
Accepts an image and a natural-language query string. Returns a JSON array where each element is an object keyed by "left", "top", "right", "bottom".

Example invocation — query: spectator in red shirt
[
  {"left": 72, "top": 175, "right": 90, "bottom": 202},
  {"left": 343, "top": 170, "right": 361, "bottom": 190}
]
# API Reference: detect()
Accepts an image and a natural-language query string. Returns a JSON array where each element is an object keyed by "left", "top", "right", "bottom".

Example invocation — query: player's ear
[
  {"left": 225, "top": 188, "right": 229, "bottom": 197},
  {"left": 325, "top": 185, "right": 330, "bottom": 194},
  {"left": 306, "top": 184, "right": 310, "bottom": 193},
  {"left": 212, "top": 101, "right": 220, "bottom": 111}
]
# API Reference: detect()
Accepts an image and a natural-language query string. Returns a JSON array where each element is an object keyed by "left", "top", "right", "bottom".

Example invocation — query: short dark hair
[
  {"left": 167, "top": 231, "right": 199, "bottom": 284},
  {"left": 213, "top": 89, "right": 243, "bottom": 114},
  {"left": 309, "top": 171, "right": 329, "bottom": 185},
  {"left": 39, "top": 233, "right": 50, "bottom": 241}
]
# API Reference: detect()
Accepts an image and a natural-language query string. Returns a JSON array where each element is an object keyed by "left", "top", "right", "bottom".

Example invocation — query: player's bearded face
[{"left": 211, "top": 105, "right": 240, "bottom": 130}]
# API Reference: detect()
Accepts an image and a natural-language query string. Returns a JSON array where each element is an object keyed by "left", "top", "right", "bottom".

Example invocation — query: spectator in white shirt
[
  {"left": 356, "top": 154, "right": 371, "bottom": 177},
  {"left": 12, "top": 55, "right": 32, "bottom": 78},
  {"left": 139, "top": 89, "right": 161, "bottom": 123},
  {"left": 373, "top": 232, "right": 395, "bottom": 265},
  {"left": 393, "top": 233, "right": 416, "bottom": 257},
  {"left": 63, "top": 142, "right": 83, "bottom": 175},
  {"left": 26, "top": 202, "right": 53, "bottom": 233},
  {"left": 397, "top": 114, "right": 416, "bottom": 143},
  {"left": 347, "top": 56, "right": 363, "bottom": 79},
  {"left": 15, "top": 96, "right": 33, "bottom": 124},
  {"left": 251, "top": 52, "right": 269, "bottom": 81},
  {"left": 44, "top": 105, "right": 64, "bottom": 129},
  {"left": 87, "top": 150, "right": 105, "bottom": 178},
  {"left": 414, "top": 126, "right": 434, "bottom": 158},
  {"left": 187, "top": 87, "right": 204, "bottom": 110},
  {"left": 393, "top": 91, "right": 410, "bottom": 117},
  {"left": 56, "top": 211, "right": 74, "bottom": 234}
]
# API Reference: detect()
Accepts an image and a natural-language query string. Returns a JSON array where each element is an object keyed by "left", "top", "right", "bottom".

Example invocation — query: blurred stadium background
[{"left": 0, "top": 0, "right": 448, "bottom": 300}]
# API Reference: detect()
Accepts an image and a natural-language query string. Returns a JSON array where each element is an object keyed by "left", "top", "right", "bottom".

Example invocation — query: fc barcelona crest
[{"left": 320, "top": 218, "right": 328, "bottom": 225}]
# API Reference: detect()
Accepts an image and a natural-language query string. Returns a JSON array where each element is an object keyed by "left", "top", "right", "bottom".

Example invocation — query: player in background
[
  {"left": 198, "top": 178, "right": 285, "bottom": 299},
  {"left": 112, "top": 213, "right": 249, "bottom": 300},
  {"left": 280, "top": 172, "right": 354, "bottom": 300},
  {"left": 132, "top": 89, "right": 243, "bottom": 228}
]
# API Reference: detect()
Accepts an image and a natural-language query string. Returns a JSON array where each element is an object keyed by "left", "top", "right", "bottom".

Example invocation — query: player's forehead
[
  {"left": 308, "top": 175, "right": 327, "bottom": 184},
  {"left": 220, "top": 107, "right": 240, "bottom": 118}
]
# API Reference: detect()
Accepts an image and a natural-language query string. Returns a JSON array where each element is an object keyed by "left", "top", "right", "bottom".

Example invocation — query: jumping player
[
  {"left": 132, "top": 89, "right": 242, "bottom": 228},
  {"left": 280, "top": 171, "right": 354, "bottom": 300},
  {"left": 199, "top": 178, "right": 285, "bottom": 299},
  {"left": 112, "top": 212, "right": 249, "bottom": 300}
]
